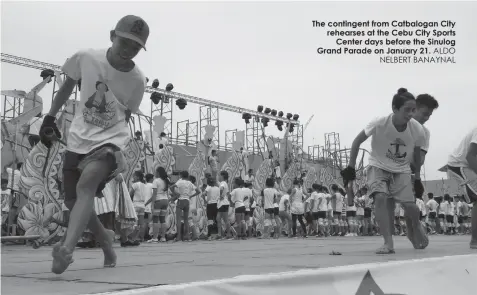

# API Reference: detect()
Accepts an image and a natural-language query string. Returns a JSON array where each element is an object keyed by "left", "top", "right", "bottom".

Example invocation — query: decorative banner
[{"left": 91, "top": 254, "right": 477, "bottom": 295}]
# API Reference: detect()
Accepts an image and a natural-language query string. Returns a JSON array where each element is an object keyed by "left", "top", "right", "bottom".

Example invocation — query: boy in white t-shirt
[
  {"left": 446, "top": 127, "right": 477, "bottom": 248},
  {"left": 342, "top": 88, "right": 428, "bottom": 254},
  {"left": 40, "top": 15, "right": 149, "bottom": 274}
]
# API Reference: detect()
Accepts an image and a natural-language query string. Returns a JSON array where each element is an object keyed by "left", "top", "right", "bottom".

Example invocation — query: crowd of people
[{"left": 115, "top": 168, "right": 474, "bottom": 246}]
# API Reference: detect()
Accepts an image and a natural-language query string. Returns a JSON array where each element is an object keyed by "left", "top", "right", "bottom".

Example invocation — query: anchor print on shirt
[
  {"left": 386, "top": 138, "right": 407, "bottom": 164},
  {"left": 83, "top": 81, "right": 117, "bottom": 129}
]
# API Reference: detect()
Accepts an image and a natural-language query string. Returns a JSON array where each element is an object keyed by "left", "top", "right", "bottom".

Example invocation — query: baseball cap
[{"left": 114, "top": 15, "right": 149, "bottom": 50}]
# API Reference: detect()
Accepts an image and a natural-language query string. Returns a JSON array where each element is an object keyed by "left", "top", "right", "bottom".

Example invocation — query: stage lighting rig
[
  {"left": 286, "top": 113, "right": 293, "bottom": 120},
  {"left": 257, "top": 105, "right": 264, "bottom": 113},
  {"left": 242, "top": 113, "right": 252, "bottom": 124},
  {"left": 271, "top": 109, "right": 277, "bottom": 116},
  {"left": 264, "top": 107, "right": 271, "bottom": 114},
  {"left": 176, "top": 98, "right": 187, "bottom": 110},
  {"left": 152, "top": 79, "right": 159, "bottom": 89}
]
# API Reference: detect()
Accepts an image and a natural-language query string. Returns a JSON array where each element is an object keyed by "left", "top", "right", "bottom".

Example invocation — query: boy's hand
[
  {"left": 39, "top": 115, "right": 61, "bottom": 148},
  {"left": 414, "top": 179, "right": 425, "bottom": 198},
  {"left": 340, "top": 166, "right": 356, "bottom": 183}
]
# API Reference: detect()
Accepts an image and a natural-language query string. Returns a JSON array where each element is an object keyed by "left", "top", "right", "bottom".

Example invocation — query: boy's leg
[
  {"left": 393, "top": 173, "right": 428, "bottom": 249},
  {"left": 56, "top": 155, "right": 116, "bottom": 274},
  {"left": 367, "top": 167, "right": 394, "bottom": 254}
]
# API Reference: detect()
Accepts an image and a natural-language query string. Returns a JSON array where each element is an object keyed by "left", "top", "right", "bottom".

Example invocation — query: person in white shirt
[
  {"left": 330, "top": 184, "right": 344, "bottom": 236},
  {"left": 208, "top": 150, "right": 219, "bottom": 181},
  {"left": 217, "top": 171, "right": 232, "bottom": 240},
  {"left": 143, "top": 174, "right": 154, "bottom": 241},
  {"left": 278, "top": 188, "right": 292, "bottom": 238},
  {"left": 324, "top": 187, "right": 333, "bottom": 236},
  {"left": 309, "top": 184, "right": 324, "bottom": 237},
  {"left": 242, "top": 182, "right": 254, "bottom": 238},
  {"left": 129, "top": 171, "right": 147, "bottom": 242},
  {"left": 343, "top": 88, "right": 428, "bottom": 254},
  {"left": 244, "top": 169, "right": 255, "bottom": 184},
  {"left": 415, "top": 196, "right": 427, "bottom": 229},
  {"left": 229, "top": 178, "right": 247, "bottom": 239},
  {"left": 261, "top": 178, "right": 279, "bottom": 239},
  {"left": 145, "top": 167, "right": 170, "bottom": 243},
  {"left": 5, "top": 163, "right": 23, "bottom": 233},
  {"left": 289, "top": 179, "right": 307, "bottom": 238},
  {"left": 42, "top": 15, "right": 150, "bottom": 274},
  {"left": 203, "top": 178, "right": 220, "bottom": 240},
  {"left": 157, "top": 132, "right": 169, "bottom": 149},
  {"left": 169, "top": 171, "right": 200, "bottom": 242},
  {"left": 345, "top": 192, "right": 358, "bottom": 237},
  {"left": 444, "top": 195, "right": 455, "bottom": 235},
  {"left": 426, "top": 193, "right": 438, "bottom": 234},
  {"left": 446, "top": 127, "right": 477, "bottom": 248}
]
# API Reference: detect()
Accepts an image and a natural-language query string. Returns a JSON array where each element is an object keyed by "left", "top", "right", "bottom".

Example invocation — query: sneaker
[
  {"left": 160, "top": 237, "right": 166, "bottom": 242},
  {"left": 146, "top": 238, "right": 159, "bottom": 243}
]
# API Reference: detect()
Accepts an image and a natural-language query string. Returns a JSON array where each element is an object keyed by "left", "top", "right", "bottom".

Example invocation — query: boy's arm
[
  {"left": 127, "top": 80, "right": 146, "bottom": 114},
  {"left": 348, "top": 131, "right": 370, "bottom": 168}
]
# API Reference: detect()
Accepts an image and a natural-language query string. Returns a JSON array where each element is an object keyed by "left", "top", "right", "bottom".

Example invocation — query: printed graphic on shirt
[
  {"left": 83, "top": 81, "right": 117, "bottom": 129},
  {"left": 386, "top": 138, "right": 407, "bottom": 164}
]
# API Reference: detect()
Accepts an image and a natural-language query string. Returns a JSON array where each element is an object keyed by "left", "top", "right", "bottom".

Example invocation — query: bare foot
[
  {"left": 412, "top": 222, "right": 429, "bottom": 250},
  {"left": 375, "top": 245, "right": 395, "bottom": 255},
  {"left": 470, "top": 240, "right": 477, "bottom": 249},
  {"left": 51, "top": 244, "right": 74, "bottom": 274},
  {"left": 103, "top": 229, "right": 117, "bottom": 268}
]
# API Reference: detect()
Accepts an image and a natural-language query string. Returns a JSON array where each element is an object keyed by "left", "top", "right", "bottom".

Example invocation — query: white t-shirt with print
[
  {"left": 448, "top": 127, "right": 477, "bottom": 168},
  {"left": 153, "top": 178, "right": 168, "bottom": 200},
  {"left": 62, "top": 48, "right": 146, "bottom": 154},
  {"left": 205, "top": 185, "right": 220, "bottom": 204},
  {"left": 132, "top": 182, "right": 147, "bottom": 209},
  {"left": 242, "top": 187, "right": 253, "bottom": 210},
  {"left": 217, "top": 181, "right": 229, "bottom": 208},
  {"left": 174, "top": 179, "right": 196, "bottom": 200},
  {"left": 364, "top": 114, "right": 426, "bottom": 174}
]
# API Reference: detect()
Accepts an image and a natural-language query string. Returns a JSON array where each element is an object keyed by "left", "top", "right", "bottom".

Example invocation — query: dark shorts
[
  {"left": 63, "top": 144, "right": 120, "bottom": 210},
  {"left": 235, "top": 206, "right": 246, "bottom": 214},
  {"left": 207, "top": 203, "right": 218, "bottom": 220},
  {"left": 305, "top": 212, "right": 313, "bottom": 224},
  {"left": 420, "top": 213, "right": 426, "bottom": 221},
  {"left": 274, "top": 207, "right": 279, "bottom": 216},
  {"left": 218, "top": 205, "right": 229, "bottom": 213},
  {"left": 264, "top": 208, "right": 275, "bottom": 215},
  {"left": 428, "top": 212, "right": 437, "bottom": 219},
  {"left": 346, "top": 211, "right": 356, "bottom": 217},
  {"left": 364, "top": 208, "right": 372, "bottom": 218},
  {"left": 153, "top": 199, "right": 169, "bottom": 215},
  {"left": 333, "top": 211, "right": 341, "bottom": 217},
  {"left": 445, "top": 215, "right": 454, "bottom": 223},
  {"left": 438, "top": 214, "right": 445, "bottom": 219},
  {"left": 313, "top": 211, "right": 327, "bottom": 220},
  {"left": 458, "top": 216, "right": 464, "bottom": 224}
]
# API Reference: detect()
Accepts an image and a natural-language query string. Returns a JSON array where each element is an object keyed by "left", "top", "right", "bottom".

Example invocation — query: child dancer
[
  {"left": 217, "top": 171, "right": 232, "bottom": 240},
  {"left": 146, "top": 167, "right": 170, "bottom": 242},
  {"left": 41, "top": 15, "right": 149, "bottom": 274},
  {"left": 229, "top": 178, "right": 247, "bottom": 239},
  {"left": 129, "top": 171, "right": 147, "bottom": 242},
  {"left": 203, "top": 177, "right": 220, "bottom": 240},
  {"left": 261, "top": 178, "right": 279, "bottom": 239},
  {"left": 342, "top": 88, "right": 428, "bottom": 254},
  {"left": 289, "top": 179, "right": 307, "bottom": 238}
]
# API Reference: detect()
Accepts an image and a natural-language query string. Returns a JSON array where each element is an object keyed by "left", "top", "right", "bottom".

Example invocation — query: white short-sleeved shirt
[
  {"left": 263, "top": 188, "right": 277, "bottom": 210},
  {"left": 231, "top": 188, "right": 246, "bottom": 208},
  {"left": 326, "top": 194, "right": 333, "bottom": 211},
  {"left": 152, "top": 178, "right": 168, "bottom": 200},
  {"left": 421, "top": 125, "right": 431, "bottom": 153},
  {"left": 174, "top": 179, "right": 196, "bottom": 200},
  {"left": 217, "top": 181, "right": 230, "bottom": 208},
  {"left": 242, "top": 188, "right": 253, "bottom": 210},
  {"left": 132, "top": 182, "right": 147, "bottom": 209},
  {"left": 416, "top": 198, "right": 426, "bottom": 215},
  {"left": 205, "top": 185, "right": 220, "bottom": 204},
  {"left": 448, "top": 127, "right": 477, "bottom": 168},
  {"left": 426, "top": 199, "right": 438, "bottom": 213},
  {"left": 364, "top": 114, "right": 426, "bottom": 174},
  {"left": 279, "top": 194, "right": 290, "bottom": 211},
  {"left": 290, "top": 188, "right": 305, "bottom": 214},
  {"left": 62, "top": 48, "right": 146, "bottom": 154},
  {"left": 332, "top": 192, "right": 344, "bottom": 212}
]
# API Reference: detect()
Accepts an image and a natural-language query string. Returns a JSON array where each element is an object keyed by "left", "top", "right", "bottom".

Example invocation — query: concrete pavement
[{"left": 1, "top": 235, "right": 475, "bottom": 295}]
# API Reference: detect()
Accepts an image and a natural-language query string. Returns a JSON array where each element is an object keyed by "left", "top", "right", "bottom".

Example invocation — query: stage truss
[{"left": 1, "top": 53, "right": 303, "bottom": 158}]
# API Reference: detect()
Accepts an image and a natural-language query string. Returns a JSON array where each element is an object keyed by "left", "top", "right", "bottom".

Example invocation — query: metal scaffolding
[
  {"left": 150, "top": 97, "right": 173, "bottom": 146},
  {"left": 2, "top": 95, "right": 22, "bottom": 121},
  {"left": 291, "top": 124, "right": 304, "bottom": 153},
  {"left": 324, "top": 132, "right": 341, "bottom": 176},
  {"left": 225, "top": 129, "right": 237, "bottom": 151},
  {"left": 176, "top": 120, "right": 198, "bottom": 146},
  {"left": 199, "top": 106, "right": 219, "bottom": 148}
]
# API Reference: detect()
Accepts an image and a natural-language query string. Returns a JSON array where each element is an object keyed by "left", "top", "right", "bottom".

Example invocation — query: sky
[{"left": 1, "top": 1, "right": 476, "bottom": 181}]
